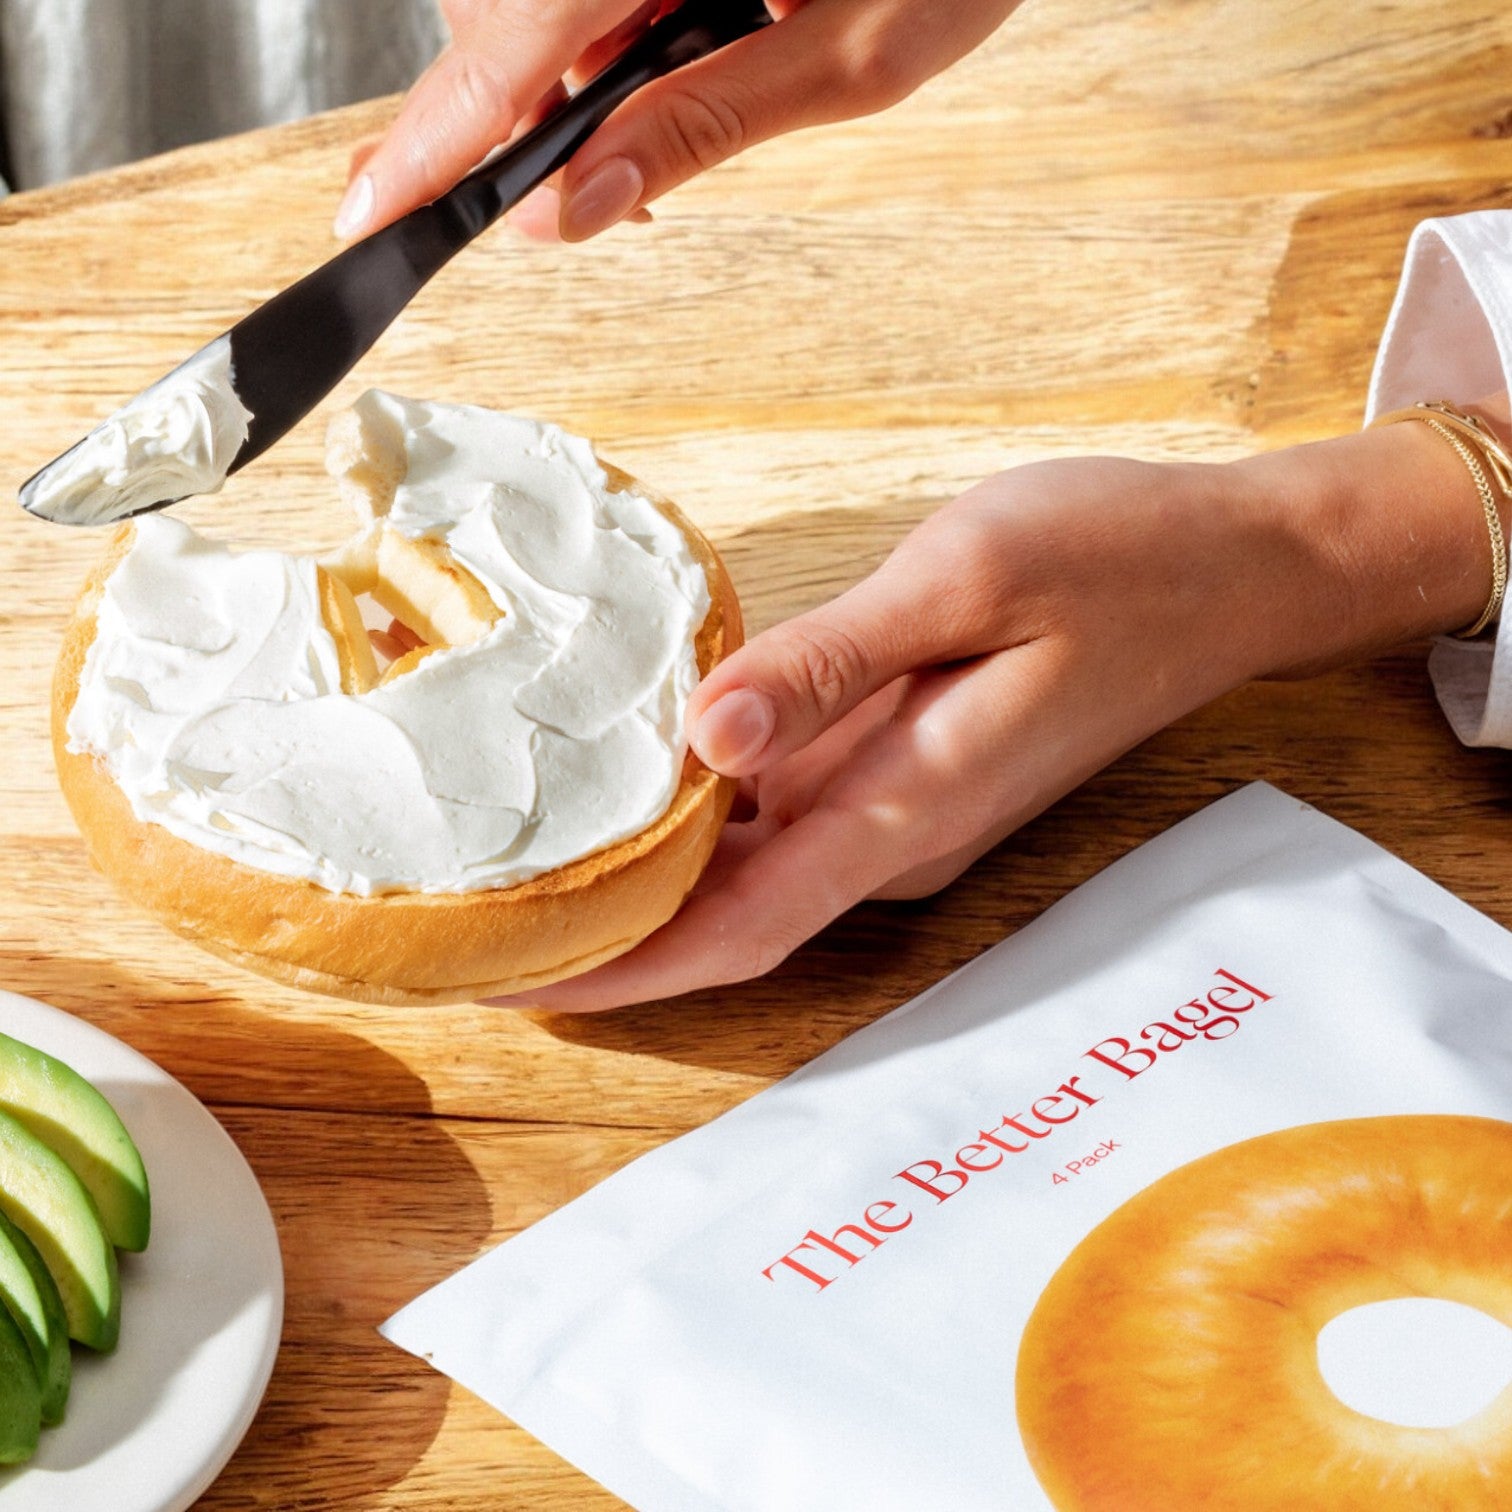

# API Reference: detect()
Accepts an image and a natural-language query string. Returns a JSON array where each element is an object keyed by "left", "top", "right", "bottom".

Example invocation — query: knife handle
[{"left": 439, "top": 0, "right": 775, "bottom": 243}]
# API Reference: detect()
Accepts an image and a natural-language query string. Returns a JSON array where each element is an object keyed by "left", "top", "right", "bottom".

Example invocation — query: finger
[
  {"left": 484, "top": 657, "right": 1021, "bottom": 1012},
  {"left": 388, "top": 618, "right": 425, "bottom": 653},
  {"left": 564, "top": 0, "right": 665, "bottom": 86},
  {"left": 487, "top": 668, "right": 1007, "bottom": 1014},
  {"left": 517, "top": 76, "right": 571, "bottom": 133},
  {"left": 556, "top": 9, "right": 838, "bottom": 242},
  {"left": 507, "top": 187, "right": 650, "bottom": 241},
  {"left": 501, "top": 83, "right": 574, "bottom": 239},
  {"left": 845, "top": 634, "right": 1180, "bottom": 902},
  {"left": 687, "top": 809, "right": 778, "bottom": 893},
  {"left": 733, "top": 678, "right": 910, "bottom": 826},
  {"left": 871, "top": 829, "right": 1004, "bottom": 900},
  {"left": 485, "top": 669, "right": 1000, "bottom": 1013},
  {"left": 484, "top": 796, "right": 915, "bottom": 1012},
  {"left": 506, "top": 184, "right": 565, "bottom": 241},
  {"left": 557, "top": 0, "right": 1016, "bottom": 241},
  {"left": 864, "top": 654, "right": 1103, "bottom": 902},
  {"left": 336, "top": 0, "right": 640, "bottom": 238},
  {"left": 686, "top": 515, "right": 1008, "bottom": 778},
  {"left": 347, "top": 136, "right": 382, "bottom": 182},
  {"left": 368, "top": 628, "right": 410, "bottom": 663}
]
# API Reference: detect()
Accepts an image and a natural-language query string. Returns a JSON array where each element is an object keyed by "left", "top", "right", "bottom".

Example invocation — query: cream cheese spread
[
  {"left": 66, "top": 391, "right": 711, "bottom": 895},
  {"left": 24, "top": 336, "right": 252, "bottom": 525}
]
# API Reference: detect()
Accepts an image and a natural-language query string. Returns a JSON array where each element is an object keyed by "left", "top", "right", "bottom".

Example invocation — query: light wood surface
[{"left": 2, "top": 1, "right": 1511, "bottom": 1505}]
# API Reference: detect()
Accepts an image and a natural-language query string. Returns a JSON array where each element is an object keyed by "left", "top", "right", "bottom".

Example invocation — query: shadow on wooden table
[{"left": 0, "top": 953, "right": 493, "bottom": 1511}]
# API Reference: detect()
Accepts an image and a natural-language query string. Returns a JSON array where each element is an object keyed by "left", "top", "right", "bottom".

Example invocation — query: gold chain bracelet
[{"left": 1370, "top": 400, "right": 1512, "bottom": 639}]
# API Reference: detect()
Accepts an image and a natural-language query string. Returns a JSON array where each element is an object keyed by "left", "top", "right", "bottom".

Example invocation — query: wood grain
[{"left": 1, "top": 1, "right": 1511, "bottom": 1505}]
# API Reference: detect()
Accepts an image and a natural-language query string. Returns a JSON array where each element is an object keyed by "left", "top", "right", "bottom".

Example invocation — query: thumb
[{"left": 688, "top": 548, "right": 977, "bottom": 777}]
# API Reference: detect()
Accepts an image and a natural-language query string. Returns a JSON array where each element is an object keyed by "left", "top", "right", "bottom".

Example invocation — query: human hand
[
  {"left": 335, "top": 0, "right": 1024, "bottom": 242},
  {"left": 490, "top": 418, "right": 1491, "bottom": 1011}
]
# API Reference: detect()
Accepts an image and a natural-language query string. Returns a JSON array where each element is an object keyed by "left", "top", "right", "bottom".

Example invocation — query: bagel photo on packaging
[
  {"left": 53, "top": 391, "right": 742, "bottom": 1005},
  {"left": 1015, "top": 1114, "right": 1512, "bottom": 1510}
]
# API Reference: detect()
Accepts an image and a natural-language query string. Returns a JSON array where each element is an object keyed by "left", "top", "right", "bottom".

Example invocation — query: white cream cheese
[
  {"left": 24, "top": 336, "right": 252, "bottom": 525},
  {"left": 66, "top": 391, "right": 711, "bottom": 896}
]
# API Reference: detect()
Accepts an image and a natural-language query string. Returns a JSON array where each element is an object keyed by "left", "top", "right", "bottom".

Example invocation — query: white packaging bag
[{"left": 382, "top": 783, "right": 1512, "bottom": 1510}]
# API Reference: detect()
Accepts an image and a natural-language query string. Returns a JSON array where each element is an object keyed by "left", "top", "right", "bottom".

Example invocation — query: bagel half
[{"left": 53, "top": 465, "right": 741, "bottom": 1006}]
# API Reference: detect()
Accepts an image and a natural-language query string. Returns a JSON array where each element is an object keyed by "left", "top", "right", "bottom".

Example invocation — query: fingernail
[
  {"left": 692, "top": 688, "right": 776, "bottom": 773},
  {"left": 334, "top": 173, "right": 375, "bottom": 239},
  {"left": 560, "top": 156, "right": 644, "bottom": 241}
]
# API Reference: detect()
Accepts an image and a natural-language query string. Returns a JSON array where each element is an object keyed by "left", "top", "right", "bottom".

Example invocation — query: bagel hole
[{"left": 1316, "top": 1298, "right": 1512, "bottom": 1428}]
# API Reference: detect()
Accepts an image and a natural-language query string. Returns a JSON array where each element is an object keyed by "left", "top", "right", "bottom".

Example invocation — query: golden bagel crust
[
  {"left": 1015, "top": 1115, "right": 1512, "bottom": 1511},
  {"left": 53, "top": 467, "right": 742, "bottom": 1006}
]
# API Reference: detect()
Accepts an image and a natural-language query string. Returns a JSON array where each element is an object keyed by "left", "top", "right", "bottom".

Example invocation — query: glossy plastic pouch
[{"left": 383, "top": 783, "right": 1512, "bottom": 1510}]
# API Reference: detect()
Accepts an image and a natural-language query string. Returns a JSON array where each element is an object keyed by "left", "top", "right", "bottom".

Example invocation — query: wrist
[{"left": 1225, "top": 416, "right": 1498, "bottom": 679}]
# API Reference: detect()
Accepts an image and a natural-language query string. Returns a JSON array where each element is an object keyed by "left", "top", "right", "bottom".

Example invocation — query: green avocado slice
[
  {"left": 0, "top": 1301, "right": 41, "bottom": 1464},
  {"left": 0, "top": 1214, "right": 49, "bottom": 1381},
  {"left": 0, "top": 1211, "right": 69, "bottom": 1425},
  {"left": 0, "top": 1110, "right": 119, "bottom": 1352},
  {"left": 0, "top": 1029, "right": 150, "bottom": 1252}
]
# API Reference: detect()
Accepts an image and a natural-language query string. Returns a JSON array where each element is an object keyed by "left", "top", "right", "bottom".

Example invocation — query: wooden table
[{"left": 2, "top": 1, "right": 1511, "bottom": 1505}]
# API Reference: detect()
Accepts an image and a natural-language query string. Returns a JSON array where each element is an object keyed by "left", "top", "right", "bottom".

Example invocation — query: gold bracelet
[{"left": 1370, "top": 400, "right": 1510, "bottom": 639}]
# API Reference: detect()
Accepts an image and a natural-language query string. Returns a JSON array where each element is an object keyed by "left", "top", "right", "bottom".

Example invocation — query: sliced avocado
[
  {"left": 0, "top": 1301, "right": 41, "bottom": 1464},
  {"left": 0, "top": 1110, "right": 119, "bottom": 1352},
  {"left": 0, "top": 1218, "right": 50, "bottom": 1382},
  {"left": 0, "top": 1029, "right": 150, "bottom": 1251},
  {"left": 0, "top": 1212, "right": 69, "bottom": 1425}
]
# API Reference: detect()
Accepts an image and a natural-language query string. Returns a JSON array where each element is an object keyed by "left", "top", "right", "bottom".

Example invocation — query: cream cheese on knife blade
[{"left": 24, "top": 337, "right": 252, "bottom": 525}]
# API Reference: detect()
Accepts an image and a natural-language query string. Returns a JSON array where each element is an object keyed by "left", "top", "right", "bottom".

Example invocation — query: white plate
[{"left": 0, "top": 991, "right": 283, "bottom": 1511}]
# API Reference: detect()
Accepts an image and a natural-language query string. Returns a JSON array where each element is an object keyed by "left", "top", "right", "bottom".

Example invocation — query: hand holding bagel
[{"left": 500, "top": 410, "right": 1505, "bottom": 1011}]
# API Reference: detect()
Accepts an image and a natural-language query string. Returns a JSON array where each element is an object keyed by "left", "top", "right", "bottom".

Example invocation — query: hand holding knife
[{"left": 19, "top": 0, "right": 773, "bottom": 528}]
